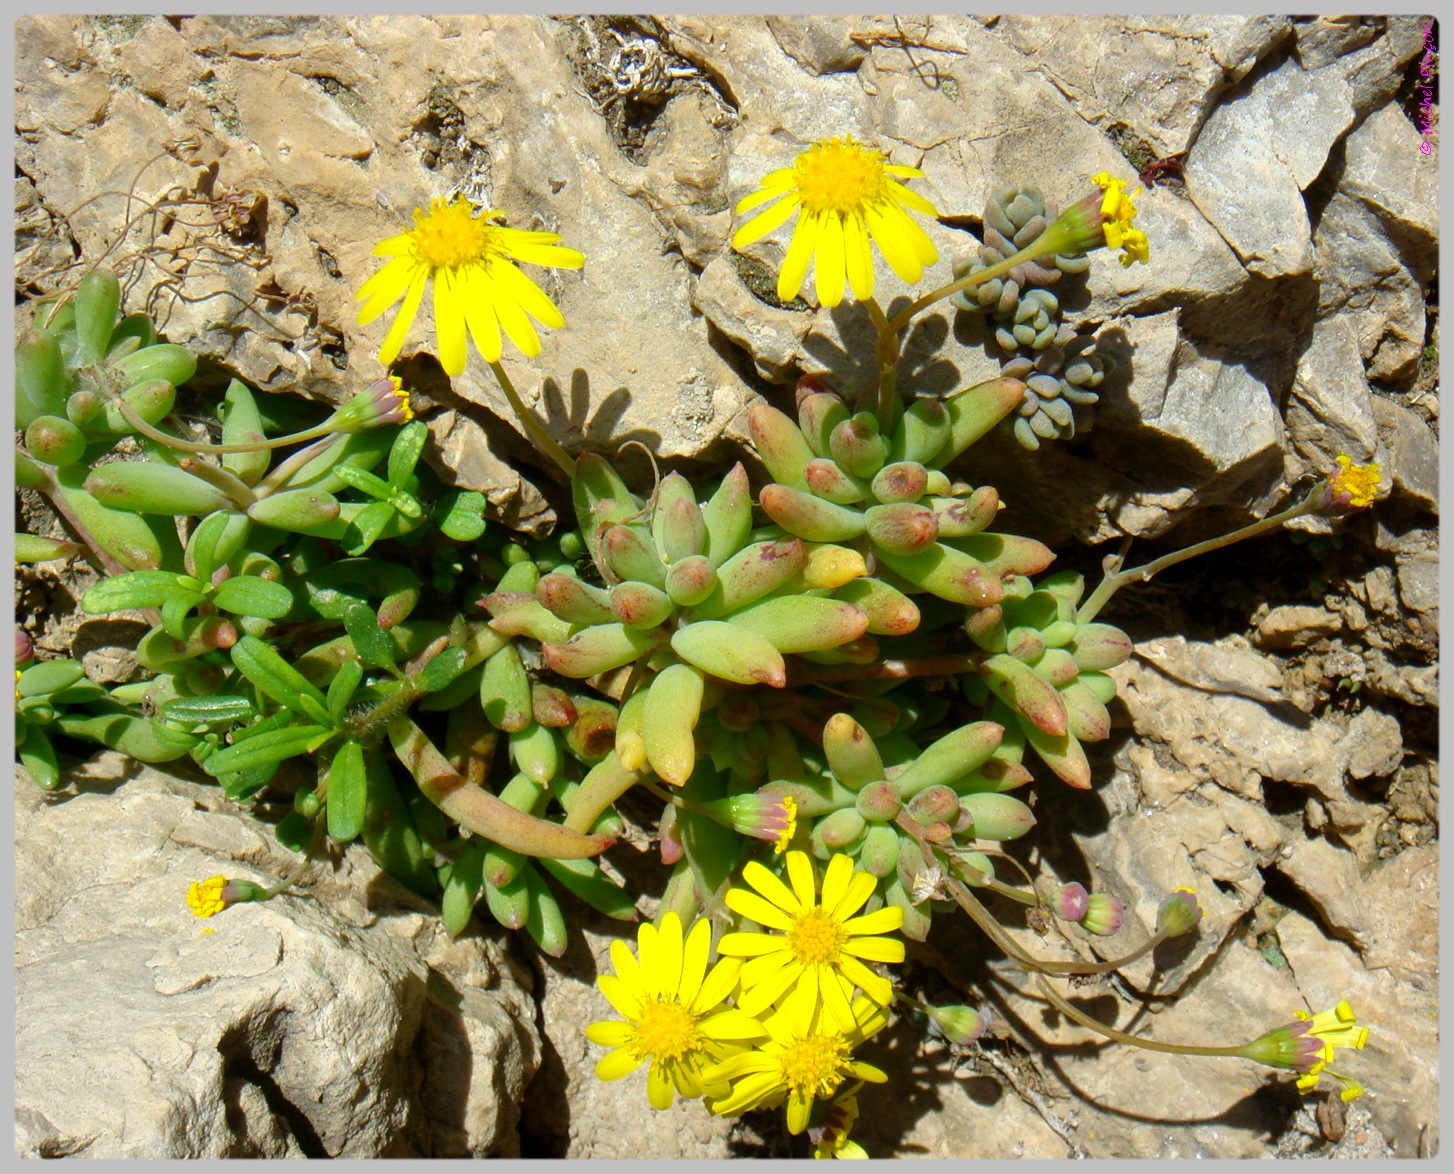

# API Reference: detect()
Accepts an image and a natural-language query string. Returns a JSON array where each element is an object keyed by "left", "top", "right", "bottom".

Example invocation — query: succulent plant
[{"left": 1001, "top": 333, "right": 1115, "bottom": 450}]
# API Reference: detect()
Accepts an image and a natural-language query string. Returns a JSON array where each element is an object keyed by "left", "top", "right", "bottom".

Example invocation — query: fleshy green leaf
[
  {"left": 81, "top": 571, "right": 201, "bottom": 614},
  {"left": 229, "top": 635, "right": 331, "bottom": 718},
  {"left": 213, "top": 575, "right": 295, "bottom": 620},
  {"left": 436, "top": 491, "right": 487, "bottom": 542},
  {"left": 202, "top": 722, "right": 333, "bottom": 776},
  {"left": 326, "top": 741, "right": 367, "bottom": 843},
  {"left": 343, "top": 602, "right": 398, "bottom": 671}
]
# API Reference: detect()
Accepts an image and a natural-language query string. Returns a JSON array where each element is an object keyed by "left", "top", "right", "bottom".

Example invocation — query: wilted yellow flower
[
  {"left": 732, "top": 136, "right": 939, "bottom": 307},
  {"left": 357, "top": 196, "right": 583, "bottom": 375},
  {"left": 1091, "top": 172, "right": 1149, "bottom": 266}
]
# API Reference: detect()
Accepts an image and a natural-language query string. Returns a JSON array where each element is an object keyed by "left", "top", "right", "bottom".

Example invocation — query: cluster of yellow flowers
[{"left": 586, "top": 851, "right": 904, "bottom": 1157}]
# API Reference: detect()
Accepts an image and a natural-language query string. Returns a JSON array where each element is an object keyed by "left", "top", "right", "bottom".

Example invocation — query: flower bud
[
  {"left": 1311, "top": 454, "right": 1381, "bottom": 516},
  {"left": 1155, "top": 887, "right": 1203, "bottom": 938},
  {"left": 16, "top": 630, "right": 35, "bottom": 667},
  {"left": 1079, "top": 891, "right": 1124, "bottom": 936},
  {"left": 327, "top": 375, "right": 414, "bottom": 432},
  {"left": 855, "top": 780, "right": 902, "bottom": 822},
  {"left": 186, "top": 875, "right": 268, "bottom": 919},
  {"left": 1053, "top": 881, "right": 1089, "bottom": 921},
  {"left": 926, "top": 1002, "right": 990, "bottom": 1045}
]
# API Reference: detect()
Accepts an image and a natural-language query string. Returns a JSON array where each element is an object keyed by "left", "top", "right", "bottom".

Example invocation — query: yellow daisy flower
[
  {"left": 586, "top": 912, "right": 768, "bottom": 1110},
  {"left": 356, "top": 196, "right": 584, "bottom": 376},
  {"left": 1325, "top": 454, "right": 1382, "bottom": 512},
  {"left": 1234, "top": 997, "right": 1371, "bottom": 1102},
  {"left": 731, "top": 136, "right": 940, "bottom": 308},
  {"left": 717, "top": 851, "right": 904, "bottom": 1034},
  {"left": 186, "top": 875, "right": 229, "bottom": 919},
  {"left": 703, "top": 985, "right": 891, "bottom": 1134}
]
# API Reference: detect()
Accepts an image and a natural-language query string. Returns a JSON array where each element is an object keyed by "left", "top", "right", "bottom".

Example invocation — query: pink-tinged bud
[
  {"left": 1156, "top": 887, "right": 1203, "bottom": 938},
  {"left": 1054, "top": 881, "right": 1089, "bottom": 921},
  {"left": 797, "top": 388, "right": 850, "bottom": 457},
  {"left": 329, "top": 375, "right": 414, "bottom": 432},
  {"left": 795, "top": 372, "right": 835, "bottom": 404},
  {"left": 708, "top": 792, "right": 798, "bottom": 853},
  {"left": 748, "top": 402, "right": 816, "bottom": 491},
  {"left": 537, "top": 572, "right": 615, "bottom": 625},
  {"left": 926, "top": 1002, "right": 990, "bottom": 1045},
  {"left": 1079, "top": 891, "right": 1124, "bottom": 936},
  {"left": 865, "top": 502, "right": 939, "bottom": 556},
  {"left": 531, "top": 684, "right": 577, "bottom": 728},
  {"left": 871, "top": 461, "right": 929, "bottom": 504},
  {"left": 963, "top": 604, "right": 1005, "bottom": 647},
  {"left": 663, "top": 555, "right": 718, "bottom": 608},
  {"left": 186, "top": 875, "right": 268, "bottom": 918},
  {"left": 658, "top": 803, "right": 683, "bottom": 865},
  {"left": 16, "top": 630, "right": 35, "bottom": 666}
]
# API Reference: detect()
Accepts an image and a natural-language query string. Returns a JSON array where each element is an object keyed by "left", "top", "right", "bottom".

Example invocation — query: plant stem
[
  {"left": 489, "top": 360, "right": 576, "bottom": 480},
  {"left": 886, "top": 237, "right": 1057, "bottom": 336},
  {"left": 1076, "top": 494, "right": 1318, "bottom": 624},
  {"left": 1032, "top": 974, "right": 1253, "bottom": 1059},
  {"left": 116, "top": 395, "right": 332, "bottom": 454},
  {"left": 864, "top": 296, "right": 900, "bottom": 430}
]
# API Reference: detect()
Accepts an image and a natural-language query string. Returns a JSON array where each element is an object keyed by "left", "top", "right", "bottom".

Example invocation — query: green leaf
[
  {"left": 387, "top": 420, "right": 428, "bottom": 487},
  {"left": 84, "top": 460, "right": 236, "bottom": 517},
  {"left": 331, "top": 464, "right": 393, "bottom": 502},
  {"left": 184, "top": 511, "right": 252, "bottom": 582},
  {"left": 161, "top": 592, "right": 203, "bottom": 640},
  {"left": 442, "top": 836, "right": 490, "bottom": 937},
  {"left": 275, "top": 811, "right": 314, "bottom": 852},
  {"left": 417, "top": 647, "right": 467, "bottom": 694},
  {"left": 230, "top": 635, "right": 331, "bottom": 718},
  {"left": 15, "top": 534, "right": 83, "bottom": 564},
  {"left": 221, "top": 762, "right": 279, "bottom": 802},
  {"left": 202, "top": 722, "right": 333, "bottom": 776},
  {"left": 343, "top": 602, "right": 397, "bottom": 670},
  {"left": 437, "top": 491, "right": 487, "bottom": 542},
  {"left": 54, "top": 710, "right": 199, "bottom": 762},
  {"left": 327, "top": 659, "right": 364, "bottom": 724},
  {"left": 326, "top": 741, "right": 367, "bottom": 843},
  {"left": 18, "top": 724, "right": 61, "bottom": 790},
  {"left": 17, "top": 659, "right": 87, "bottom": 698},
  {"left": 538, "top": 856, "right": 638, "bottom": 921},
  {"left": 219, "top": 379, "right": 271, "bottom": 487},
  {"left": 341, "top": 500, "right": 397, "bottom": 555},
  {"left": 81, "top": 571, "right": 200, "bottom": 614},
  {"left": 214, "top": 575, "right": 294, "bottom": 620},
  {"left": 159, "top": 695, "right": 256, "bottom": 724}
]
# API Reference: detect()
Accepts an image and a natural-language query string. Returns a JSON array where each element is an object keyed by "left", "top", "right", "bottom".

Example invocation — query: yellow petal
[
  {"left": 843, "top": 214, "right": 875, "bottom": 301},
  {"left": 819, "top": 963, "right": 858, "bottom": 1034},
  {"left": 490, "top": 257, "right": 566, "bottom": 328},
  {"left": 724, "top": 889, "right": 795, "bottom": 932},
  {"left": 636, "top": 921, "right": 660, "bottom": 987},
  {"left": 837, "top": 955, "right": 893, "bottom": 1005},
  {"left": 691, "top": 956, "right": 743, "bottom": 1016},
  {"left": 595, "top": 1047, "right": 642, "bottom": 1082},
  {"left": 840, "top": 905, "right": 903, "bottom": 937},
  {"left": 786, "top": 1090, "right": 814, "bottom": 1135},
  {"left": 718, "top": 929, "right": 788, "bottom": 958},
  {"left": 356, "top": 255, "right": 417, "bottom": 318},
  {"left": 884, "top": 177, "right": 939, "bottom": 219},
  {"left": 377, "top": 271, "right": 429, "bottom": 366},
  {"left": 820, "top": 853, "right": 855, "bottom": 914},
  {"left": 585, "top": 1019, "right": 633, "bottom": 1047},
  {"left": 700, "top": 1008, "right": 772, "bottom": 1042},
  {"left": 814, "top": 212, "right": 847, "bottom": 308},
  {"left": 487, "top": 262, "right": 544, "bottom": 357},
  {"left": 597, "top": 972, "right": 643, "bottom": 1020},
  {"left": 646, "top": 1062, "right": 675, "bottom": 1110},
  {"left": 732, "top": 193, "right": 799, "bottom": 249},
  {"left": 777, "top": 215, "right": 818, "bottom": 303},
  {"left": 785, "top": 851, "right": 819, "bottom": 912},
  {"left": 841, "top": 935, "right": 905, "bottom": 964},
  {"left": 655, "top": 910, "right": 685, "bottom": 1000},
  {"left": 830, "top": 870, "right": 877, "bottom": 923},
  {"left": 372, "top": 230, "right": 414, "bottom": 257},
  {"left": 678, "top": 916, "right": 711, "bottom": 1004},
  {"left": 742, "top": 860, "right": 804, "bottom": 917},
  {"left": 737, "top": 957, "right": 802, "bottom": 1017},
  {"left": 461, "top": 268, "right": 504, "bottom": 364},
  {"left": 433, "top": 267, "right": 468, "bottom": 376},
  {"left": 738, "top": 948, "right": 791, "bottom": 990}
]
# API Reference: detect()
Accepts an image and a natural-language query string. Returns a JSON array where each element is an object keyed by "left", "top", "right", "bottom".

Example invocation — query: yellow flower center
[
  {"left": 632, "top": 999, "right": 703, "bottom": 1063},
  {"left": 794, "top": 138, "right": 889, "bottom": 217},
  {"left": 779, "top": 1032, "right": 850, "bottom": 1099},
  {"left": 787, "top": 907, "right": 847, "bottom": 964},
  {"left": 411, "top": 198, "right": 497, "bottom": 271}
]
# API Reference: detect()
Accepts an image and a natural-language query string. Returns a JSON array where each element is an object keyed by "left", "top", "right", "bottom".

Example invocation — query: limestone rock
[
  {"left": 14, "top": 759, "right": 538, "bottom": 1158},
  {"left": 1372, "top": 396, "right": 1439, "bottom": 512},
  {"left": 1253, "top": 604, "right": 1343, "bottom": 650},
  {"left": 1186, "top": 54, "right": 1355, "bottom": 278}
]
